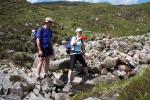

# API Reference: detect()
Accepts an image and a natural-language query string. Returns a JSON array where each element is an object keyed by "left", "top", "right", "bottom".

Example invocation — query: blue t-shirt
[{"left": 36, "top": 27, "right": 53, "bottom": 48}]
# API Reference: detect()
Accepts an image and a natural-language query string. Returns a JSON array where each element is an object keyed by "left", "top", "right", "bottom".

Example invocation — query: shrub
[{"left": 11, "top": 52, "right": 33, "bottom": 69}]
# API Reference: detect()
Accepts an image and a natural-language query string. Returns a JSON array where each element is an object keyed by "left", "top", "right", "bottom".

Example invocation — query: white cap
[
  {"left": 45, "top": 17, "right": 54, "bottom": 23},
  {"left": 75, "top": 28, "right": 82, "bottom": 32}
]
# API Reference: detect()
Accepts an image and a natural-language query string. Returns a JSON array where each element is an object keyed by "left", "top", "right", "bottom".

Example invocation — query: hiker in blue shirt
[
  {"left": 35, "top": 17, "right": 54, "bottom": 84},
  {"left": 67, "top": 28, "right": 90, "bottom": 84}
]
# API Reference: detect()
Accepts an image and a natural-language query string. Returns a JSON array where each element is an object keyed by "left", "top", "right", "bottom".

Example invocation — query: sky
[{"left": 26, "top": 0, "right": 150, "bottom": 5}]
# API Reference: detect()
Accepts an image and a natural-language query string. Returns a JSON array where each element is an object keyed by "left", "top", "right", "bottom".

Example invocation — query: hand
[
  {"left": 38, "top": 50, "right": 43, "bottom": 57},
  {"left": 77, "top": 37, "right": 82, "bottom": 41}
]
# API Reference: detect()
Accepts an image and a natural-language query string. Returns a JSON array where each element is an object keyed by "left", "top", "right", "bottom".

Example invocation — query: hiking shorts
[
  {"left": 38, "top": 47, "right": 54, "bottom": 57},
  {"left": 69, "top": 54, "right": 87, "bottom": 70}
]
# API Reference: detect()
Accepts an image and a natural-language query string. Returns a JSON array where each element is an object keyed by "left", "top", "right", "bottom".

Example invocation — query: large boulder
[
  {"left": 84, "top": 97, "right": 100, "bottom": 100},
  {"left": 0, "top": 64, "right": 34, "bottom": 100},
  {"left": 130, "top": 64, "right": 150, "bottom": 76},
  {"left": 49, "top": 58, "right": 70, "bottom": 72},
  {"left": 140, "top": 53, "right": 150, "bottom": 64},
  {"left": 54, "top": 93, "right": 70, "bottom": 100},
  {"left": 102, "top": 57, "right": 119, "bottom": 69}
]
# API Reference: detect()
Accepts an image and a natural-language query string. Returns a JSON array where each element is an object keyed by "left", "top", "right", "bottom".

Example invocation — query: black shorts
[
  {"left": 38, "top": 47, "right": 54, "bottom": 57},
  {"left": 69, "top": 54, "right": 87, "bottom": 70}
]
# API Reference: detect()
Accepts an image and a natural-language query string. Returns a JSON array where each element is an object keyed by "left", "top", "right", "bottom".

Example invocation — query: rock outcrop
[{"left": 0, "top": 33, "right": 150, "bottom": 100}]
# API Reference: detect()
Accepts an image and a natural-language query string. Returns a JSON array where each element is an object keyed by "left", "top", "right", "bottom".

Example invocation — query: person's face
[
  {"left": 77, "top": 31, "right": 82, "bottom": 37},
  {"left": 46, "top": 21, "right": 53, "bottom": 27}
]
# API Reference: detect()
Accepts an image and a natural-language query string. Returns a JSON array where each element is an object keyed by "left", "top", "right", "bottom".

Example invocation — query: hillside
[
  {"left": 0, "top": 0, "right": 150, "bottom": 60},
  {"left": 0, "top": 1, "right": 150, "bottom": 99}
]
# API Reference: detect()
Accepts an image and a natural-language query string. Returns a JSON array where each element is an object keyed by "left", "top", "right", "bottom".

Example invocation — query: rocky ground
[{"left": 0, "top": 33, "right": 150, "bottom": 100}]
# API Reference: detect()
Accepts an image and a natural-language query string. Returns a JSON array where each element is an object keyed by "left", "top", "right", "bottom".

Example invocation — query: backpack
[
  {"left": 31, "top": 28, "right": 39, "bottom": 47},
  {"left": 65, "top": 36, "right": 84, "bottom": 54},
  {"left": 31, "top": 27, "right": 43, "bottom": 47},
  {"left": 66, "top": 37, "right": 72, "bottom": 54},
  {"left": 31, "top": 27, "right": 52, "bottom": 48}
]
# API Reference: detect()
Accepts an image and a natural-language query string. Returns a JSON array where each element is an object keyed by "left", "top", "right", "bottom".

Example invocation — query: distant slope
[{"left": 0, "top": 0, "right": 150, "bottom": 59}]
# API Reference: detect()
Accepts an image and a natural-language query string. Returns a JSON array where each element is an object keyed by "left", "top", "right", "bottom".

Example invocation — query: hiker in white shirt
[{"left": 67, "top": 28, "right": 90, "bottom": 84}]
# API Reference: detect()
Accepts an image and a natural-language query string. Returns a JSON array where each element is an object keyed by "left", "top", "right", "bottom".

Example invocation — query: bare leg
[
  {"left": 68, "top": 69, "right": 72, "bottom": 83},
  {"left": 36, "top": 57, "right": 43, "bottom": 78},
  {"left": 44, "top": 56, "right": 50, "bottom": 75}
]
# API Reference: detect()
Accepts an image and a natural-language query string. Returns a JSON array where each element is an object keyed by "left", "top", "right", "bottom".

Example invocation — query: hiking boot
[
  {"left": 43, "top": 74, "right": 49, "bottom": 79},
  {"left": 43, "top": 73, "right": 53, "bottom": 79},
  {"left": 67, "top": 82, "right": 73, "bottom": 87},
  {"left": 36, "top": 77, "right": 42, "bottom": 85},
  {"left": 63, "top": 82, "right": 73, "bottom": 93}
]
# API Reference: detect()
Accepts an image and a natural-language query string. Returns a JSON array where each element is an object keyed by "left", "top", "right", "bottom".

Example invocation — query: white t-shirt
[{"left": 71, "top": 36, "right": 83, "bottom": 54}]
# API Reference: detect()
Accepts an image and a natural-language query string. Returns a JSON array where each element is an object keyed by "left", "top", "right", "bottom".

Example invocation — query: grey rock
[
  {"left": 128, "top": 60, "right": 139, "bottom": 68},
  {"left": 53, "top": 72, "right": 63, "bottom": 79},
  {"left": 84, "top": 97, "right": 101, "bottom": 100},
  {"left": 62, "top": 83, "right": 73, "bottom": 93},
  {"left": 86, "top": 75, "right": 107, "bottom": 85},
  {"left": 43, "top": 91, "right": 51, "bottom": 98},
  {"left": 6, "top": 50, "right": 15, "bottom": 54},
  {"left": 27, "top": 92, "right": 37, "bottom": 100},
  {"left": 54, "top": 93, "right": 70, "bottom": 100},
  {"left": 2, "top": 76, "right": 13, "bottom": 95},
  {"left": 49, "top": 58, "right": 70, "bottom": 71},
  {"left": 42, "top": 78, "right": 54, "bottom": 93},
  {"left": 128, "top": 35, "right": 140, "bottom": 42},
  {"left": 33, "top": 88, "right": 39, "bottom": 96},
  {"left": 32, "top": 53, "right": 38, "bottom": 68},
  {"left": 146, "top": 32, "right": 150, "bottom": 37},
  {"left": 130, "top": 64, "right": 149, "bottom": 76},
  {"left": 106, "top": 72, "right": 119, "bottom": 82},
  {"left": 101, "top": 68, "right": 108, "bottom": 75},
  {"left": 97, "top": 40, "right": 106, "bottom": 51},
  {"left": 61, "top": 40, "right": 66, "bottom": 44},
  {"left": 90, "top": 66, "right": 101, "bottom": 73},
  {"left": 86, "top": 73, "right": 119, "bottom": 85},
  {"left": 141, "top": 53, "right": 150, "bottom": 64},
  {"left": 132, "top": 42, "right": 143, "bottom": 50},
  {"left": 0, "top": 97, "right": 5, "bottom": 100},
  {"left": 36, "top": 23, "right": 40, "bottom": 26},
  {"left": 118, "top": 65, "right": 127, "bottom": 71},
  {"left": 127, "top": 50, "right": 135, "bottom": 56},
  {"left": 0, "top": 32, "right": 7, "bottom": 36},
  {"left": 36, "top": 95, "right": 47, "bottom": 100},
  {"left": 72, "top": 77, "right": 82, "bottom": 83},
  {"left": 6, "top": 94, "right": 21, "bottom": 100},
  {"left": 25, "top": 23, "right": 29, "bottom": 27},
  {"left": 12, "top": 82, "right": 23, "bottom": 97},
  {"left": 143, "top": 41, "right": 150, "bottom": 52},
  {"left": 102, "top": 57, "right": 119, "bottom": 69},
  {"left": 113, "top": 70, "right": 127, "bottom": 78},
  {"left": 53, "top": 78, "right": 64, "bottom": 87},
  {"left": 110, "top": 41, "right": 119, "bottom": 49},
  {"left": 0, "top": 85, "right": 2, "bottom": 95}
]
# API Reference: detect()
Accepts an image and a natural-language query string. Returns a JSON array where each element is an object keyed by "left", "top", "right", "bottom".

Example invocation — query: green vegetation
[
  {"left": 0, "top": 0, "right": 150, "bottom": 61},
  {"left": 73, "top": 69, "right": 150, "bottom": 100},
  {"left": 0, "top": 0, "right": 150, "bottom": 98},
  {"left": 10, "top": 52, "right": 33, "bottom": 68}
]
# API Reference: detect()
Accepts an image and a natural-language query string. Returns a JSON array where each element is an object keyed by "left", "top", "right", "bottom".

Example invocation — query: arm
[
  {"left": 36, "top": 38, "right": 42, "bottom": 52},
  {"left": 71, "top": 36, "right": 81, "bottom": 46},
  {"left": 36, "top": 28, "right": 43, "bottom": 55}
]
